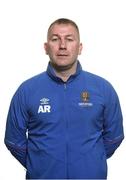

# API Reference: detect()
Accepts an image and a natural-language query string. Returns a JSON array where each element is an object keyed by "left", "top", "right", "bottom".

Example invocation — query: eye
[
  {"left": 66, "top": 36, "right": 74, "bottom": 41},
  {"left": 67, "top": 38, "right": 74, "bottom": 41},
  {"left": 51, "top": 38, "right": 58, "bottom": 42},
  {"left": 51, "top": 36, "right": 59, "bottom": 42},
  {"left": 52, "top": 38, "right": 58, "bottom": 41}
]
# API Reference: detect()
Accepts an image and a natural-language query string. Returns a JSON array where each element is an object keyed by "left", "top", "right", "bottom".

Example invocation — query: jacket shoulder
[
  {"left": 13, "top": 72, "right": 47, "bottom": 97},
  {"left": 81, "top": 70, "right": 119, "bottom": 101},
  {"left": 19, "top": 71, "right": 47, "bottom": 89},
  {"left": 82, "top": 70, "right": 114, "bottom": 88}
]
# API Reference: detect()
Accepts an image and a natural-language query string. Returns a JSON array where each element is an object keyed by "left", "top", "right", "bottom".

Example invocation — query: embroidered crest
[{"left": 81, "top": 91, "right": 89, "bottom": 102}]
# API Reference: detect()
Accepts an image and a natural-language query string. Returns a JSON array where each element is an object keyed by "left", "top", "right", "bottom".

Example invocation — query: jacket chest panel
[{"left": 27, "top": 84, "right": 104, "bottom": 132}]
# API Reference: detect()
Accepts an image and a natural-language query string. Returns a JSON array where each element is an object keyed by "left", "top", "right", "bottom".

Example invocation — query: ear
[
  {"left": 44, "top": 43, "right": 48, "bottom": 55},
  {"left": 78, "top": 43, "right": 83, "bottom": 55}
]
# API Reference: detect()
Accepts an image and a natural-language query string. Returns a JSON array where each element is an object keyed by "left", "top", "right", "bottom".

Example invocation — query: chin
[{"left": 52, "top": 61, "right": 76, "bottom": 71}]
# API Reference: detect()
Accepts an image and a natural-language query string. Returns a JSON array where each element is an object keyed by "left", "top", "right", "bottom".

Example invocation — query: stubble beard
[{"left": 50, "top": 59, "right": 77, "bottom": 72}]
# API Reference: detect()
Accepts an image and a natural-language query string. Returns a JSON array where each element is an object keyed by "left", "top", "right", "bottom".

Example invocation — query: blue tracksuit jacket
[{"left": 5, "top": 61, "right": 124, "bottom": 179}]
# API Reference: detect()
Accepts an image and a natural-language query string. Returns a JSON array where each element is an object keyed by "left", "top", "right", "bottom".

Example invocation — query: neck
[{"left": 52, "top": 61, "right": 78, "bottom": 82}]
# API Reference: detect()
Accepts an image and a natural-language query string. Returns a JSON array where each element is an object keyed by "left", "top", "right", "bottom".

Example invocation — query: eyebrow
[{"left": 50, "top": 34, "right": 75, "bottom": 38}]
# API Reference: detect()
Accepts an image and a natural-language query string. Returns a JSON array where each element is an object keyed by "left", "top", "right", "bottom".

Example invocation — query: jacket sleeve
[
  {"left": 102, "top": 83, "right": 124, "bottom": 159},
  {"left": 4, "top": 85, "right": 29, "bottom": 168}
]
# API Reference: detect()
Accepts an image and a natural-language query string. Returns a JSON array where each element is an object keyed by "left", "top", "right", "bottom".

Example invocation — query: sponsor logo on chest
[
  {"left": 38, "top": 98, "right": 51, "bottom": 113},
  {"left": 78, "top": 91, "right": 93, "bottom": 107}
]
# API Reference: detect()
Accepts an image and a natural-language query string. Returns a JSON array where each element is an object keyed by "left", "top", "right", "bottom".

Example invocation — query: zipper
[
  {"left": 63, "top": 82, "right": 69, "bottom": 178},
  {"left": 64, "top": 83, "right": 67, "bottom": 89}
]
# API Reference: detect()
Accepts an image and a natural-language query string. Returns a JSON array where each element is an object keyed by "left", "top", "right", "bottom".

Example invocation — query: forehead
[{"left": 48, "top": 24, "right": 79, "bottom": 37}]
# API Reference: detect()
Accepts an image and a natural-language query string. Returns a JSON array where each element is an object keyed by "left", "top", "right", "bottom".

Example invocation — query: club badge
[{"left": 81, "top": 91, "right": 89, "bottom": 102}]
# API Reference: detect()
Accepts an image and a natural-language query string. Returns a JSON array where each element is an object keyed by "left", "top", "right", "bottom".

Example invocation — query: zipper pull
[{"left": 64, "top": 83, "right": 67, "bottom": 89}]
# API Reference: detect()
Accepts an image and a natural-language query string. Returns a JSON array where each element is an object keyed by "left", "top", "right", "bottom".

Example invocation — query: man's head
[
  {"left": 47, "top": 18, "right": 80, "bottom": 41},
  {"left": 44, "top": 18, "right": 83, "bottom": 71}
]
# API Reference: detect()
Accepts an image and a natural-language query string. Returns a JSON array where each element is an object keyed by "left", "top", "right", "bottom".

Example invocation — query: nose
[{"left": 59, "top": 39, "right": 66, "bottom": 49}]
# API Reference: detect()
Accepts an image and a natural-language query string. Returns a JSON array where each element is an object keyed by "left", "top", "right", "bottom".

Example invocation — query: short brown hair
[{"left": 47, "top": 18, "right": 80, "bottom": 38}]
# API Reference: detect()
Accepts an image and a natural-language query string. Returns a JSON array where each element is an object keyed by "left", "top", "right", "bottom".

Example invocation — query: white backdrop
[{"left": 0, "top": 0, "right": 126, "bottom": 179}]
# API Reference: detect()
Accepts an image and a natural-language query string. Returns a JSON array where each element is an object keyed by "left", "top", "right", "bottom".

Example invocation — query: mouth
[
  {"left": 57, "top": 54, "right": 68, "bottom": 57},
  {"left": 57, "top": 55, "right": 68, "bottom": 57},
  {"left": 57, "top": 50, "right": 69, "bottom": 56}
]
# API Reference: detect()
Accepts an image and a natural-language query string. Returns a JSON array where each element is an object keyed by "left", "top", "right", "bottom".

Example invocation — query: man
[{"left": 5, "top": 18, "right": 124, "bottom": 179}]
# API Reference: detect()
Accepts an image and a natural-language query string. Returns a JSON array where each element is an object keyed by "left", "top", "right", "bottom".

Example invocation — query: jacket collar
[{"left": 46, "top": 60, "right": 82, "bottom": 83}]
